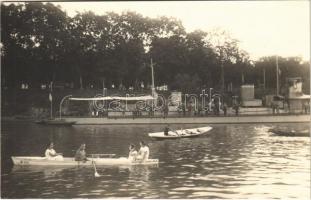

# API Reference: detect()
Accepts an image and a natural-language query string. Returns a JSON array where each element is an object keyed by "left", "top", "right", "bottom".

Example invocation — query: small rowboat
[
  {"left": 269, "top": 128, "right": 310, "bottom": 137},
  {"left": 12, "top": 156, "right": 159, "bottom": 166},
  {"left": 148, "top": 126, "right": 212, "bottom": 139},
  {"left": 34, "top": 119, "right": 76, "bottom": 126}
]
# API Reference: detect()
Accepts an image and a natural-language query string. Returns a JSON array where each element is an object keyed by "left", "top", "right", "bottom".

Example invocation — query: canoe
[
  {"left": 269, "top": 128, "right": 310, "bottom": 137},
  {"left": 34, "top": 119, "right": 76, "bottom": 126},
  {"left": 44, "top": 119, "right": 76, "bottom": 126},
  {"left": 34, "top": 120, "right": 46, "bottom": 124},
  {"left": 12, "top": 156, "right": 159, "bottom": 166},
  {"left": 148, "top": 126, "right": 212, "bottom": 139}
]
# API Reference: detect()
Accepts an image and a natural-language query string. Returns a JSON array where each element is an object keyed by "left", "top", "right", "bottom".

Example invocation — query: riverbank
[{"left": 62, "top": 114, "right": 310, "bottom": 125}]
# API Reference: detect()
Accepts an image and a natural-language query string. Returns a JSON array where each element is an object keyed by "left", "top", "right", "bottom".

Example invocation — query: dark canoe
[
  {"left": 270, "top": 128, "right": 310, "bottom": 137},
  {"left": 34, "top": 119, "right": 76, "bottom": 126},
  {"left": 34, "top": 119, "right": 46, "bottom": 124}
]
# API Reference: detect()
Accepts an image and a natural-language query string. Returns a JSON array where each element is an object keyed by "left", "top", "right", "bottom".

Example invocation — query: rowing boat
[
  {"left": 34, "top": 119, "right": 76, "bottom": 126},
  {"left": 12, "top": 156, "right": 159, "bottom": 166},
  {"left": 269, "top": 128, "right": 310, "bottom": 137},
  {"left": 148, "top": 126, "right": 212, "bottom": 139}
]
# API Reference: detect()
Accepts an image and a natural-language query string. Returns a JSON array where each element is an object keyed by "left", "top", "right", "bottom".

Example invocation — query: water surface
[{"left": 1, "top": 121, "right": 310, "bottom": 199}]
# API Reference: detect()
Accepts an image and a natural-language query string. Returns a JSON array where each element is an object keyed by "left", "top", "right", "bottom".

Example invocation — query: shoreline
[
  {"left": 65, "top": 114, "right": 310, "bottom": 125},
  {"left": 2, "top": 114, "right": 310, "bottom": 125}
]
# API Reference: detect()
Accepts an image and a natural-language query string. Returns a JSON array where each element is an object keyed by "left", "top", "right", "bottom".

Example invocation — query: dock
[{"left": 64, "top": 114, "right": 310, "bottom": 125}]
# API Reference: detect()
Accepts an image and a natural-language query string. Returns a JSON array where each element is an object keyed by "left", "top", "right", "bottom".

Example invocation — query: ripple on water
[
  {"left": 181, "top": 164, "right": 197, "bottom": 168},
  {"left": 64, "top": 184, "right": 74, "bottom": 189},
  {"left": 78, "top": 193, "right": 91, "bottom": 197},
  {"left": 41, "top": 192, "right": 53, "bottom": 195}
]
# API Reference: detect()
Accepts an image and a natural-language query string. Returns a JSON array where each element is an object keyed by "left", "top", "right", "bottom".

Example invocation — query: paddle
[
  {"left": 173, "top": 130, "right": 180, "bottom": 137},
  {"left": 92, "top": 160, "right": 101, "bottom": 177}
]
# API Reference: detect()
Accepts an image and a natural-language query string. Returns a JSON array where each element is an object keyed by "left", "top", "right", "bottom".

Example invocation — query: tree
[
  {"left": 255, "top": 56, "right": 310, "bottom": 94},
  {"left": 1, "top": 2, "right": 69, "bottom": 88},
  {"left": 206, "top": 28, "right": 252, "bottom": 90}
]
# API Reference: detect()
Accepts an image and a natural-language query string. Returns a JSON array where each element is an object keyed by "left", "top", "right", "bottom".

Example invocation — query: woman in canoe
[
  {"left": 128, "top": 144, "right": 138, "bottom": 161},
  {"left": 137, "top": 141, "right": 149, "bottom": 162},
  {"left": 45, "top": 143, "right": 63, "bottom": 160},
  {"left": 75, "top": 143, "right": 88, "bottom": 162}
]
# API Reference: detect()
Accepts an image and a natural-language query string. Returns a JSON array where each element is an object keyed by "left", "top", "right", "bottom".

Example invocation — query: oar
[{"left": 92, "top": 160, "right": 101, "bottom": 177}]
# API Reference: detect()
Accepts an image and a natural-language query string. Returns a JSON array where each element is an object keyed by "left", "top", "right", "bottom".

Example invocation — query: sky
[{"left": 54, "top": 1, "right": 310, "bottom": 61}]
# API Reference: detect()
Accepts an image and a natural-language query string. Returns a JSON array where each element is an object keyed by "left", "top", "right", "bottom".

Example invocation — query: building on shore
[
  {"left": 286, "top": 77, "right": 310, "bottom": 113},
  {"left": 240, "top": 84, "right": 262, "bottom": 107}
]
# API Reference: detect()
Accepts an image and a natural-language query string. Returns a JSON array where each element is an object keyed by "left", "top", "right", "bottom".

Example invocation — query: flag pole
[
  {"left": 151, "top": 58, "right": 155, "bottom": 111},
  {"left": 276, "top": 55, "right": 279, "bottom": 96},
  {"left": 50, "top": 81, "right": 53, "bottom": 119}
]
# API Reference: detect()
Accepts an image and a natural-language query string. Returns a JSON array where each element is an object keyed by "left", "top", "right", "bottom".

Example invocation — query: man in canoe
[
  {"left": 164, "top": 125, "right": 170, "bottom": 136},
  {"left": 137, "top": 141, "right": 149, "bottom": 163},
  {"left": 75, "top": 143, "right": 88, "bottom": 162},
  {"left": 45, "top": 142, "right": 63, "bottom": 160}
]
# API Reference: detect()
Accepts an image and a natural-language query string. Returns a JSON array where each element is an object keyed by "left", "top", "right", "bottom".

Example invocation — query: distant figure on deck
[
  {"left": 223, "top": 103, "right": 227, "bottom": 116},
  {"left": 163, "top": 104, "right": 169, "bottom": 118},
  {"left": 182, "top": 103, "right": 186, "bottom": 117},
  {"left": 304, "top": 101, "right": 310, "bottom": 114},
  {"left": 128, "top": 144, "right": 138, "bottom": 161},
  {"left": 164, "top": 125, "right": 170, "bottom": 136},
  {"left": 45, "top": 142, "right": 63, "bottom": 160},
  {"left": 233, "top": 103, "right": 239, "bottom": 116},
  {"left": 137, "top": 141, "right": 149, "bottom": 162},
  {"left": 75, "top": 143, "right": 87, "bottom": 162}
]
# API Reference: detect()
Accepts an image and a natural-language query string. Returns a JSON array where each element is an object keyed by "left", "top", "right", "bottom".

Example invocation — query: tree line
[{"left": 1, "top": 2, "right": 310, "bottom": 94}]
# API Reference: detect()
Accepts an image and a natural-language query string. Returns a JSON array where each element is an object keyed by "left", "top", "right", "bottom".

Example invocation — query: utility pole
[
  {"left": 103, "top": 79, "right": 105, "bottom": 96},
  {"left": 276, "top": 55, "right": 279, "bottom": 96},
  {"left": 220, "top": 50, "right": 225, "bottom": 93},
  {"left": 263, "top": 67, "right": 266, "bottom": 92},
  {"left": 151, "top": 58, "right": 155, "bottom": 95},
  {"left": 150, "top": 58, "right": 156, "bottom": 110},
  {"left": 150, "top": 58, "right": 156, "bottom": 98},
  {"left": 49, "top": 81, "right": 53, "bottom": 119}
]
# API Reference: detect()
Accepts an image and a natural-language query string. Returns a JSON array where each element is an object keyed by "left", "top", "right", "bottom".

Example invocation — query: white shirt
[
  {"left": 45, "top": 148, "right": 63, "bottom": 161},
  {"left": 139, "top": 146, "right": 149, "bottom": 160},
  {"left": 45, "top": 148, "right": 56, "bottom": 158},
  {"left": 128, "top": 150, "right": 138, "bottom": 161}
]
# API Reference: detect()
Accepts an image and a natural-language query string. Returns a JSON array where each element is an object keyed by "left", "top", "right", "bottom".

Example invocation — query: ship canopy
[{"left": 69, "top": 95, "right": 155, "bottom": 101}]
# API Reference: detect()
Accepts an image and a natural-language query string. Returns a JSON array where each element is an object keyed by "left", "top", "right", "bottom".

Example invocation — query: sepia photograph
[{"left": 1, "top": 0, "right": 310, "bottom": 199}]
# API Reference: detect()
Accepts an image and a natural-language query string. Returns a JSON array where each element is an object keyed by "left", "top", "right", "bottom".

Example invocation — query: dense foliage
[{"left": 1, "top": 2, "right": 310, "bottom": 94}]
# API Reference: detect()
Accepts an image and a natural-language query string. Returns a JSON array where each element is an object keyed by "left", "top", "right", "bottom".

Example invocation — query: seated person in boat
[
  {"left": 128, "top": 144, "right": 138, "bottom": 161},
  {"left": 185, "top": 130, "right": 195, "bottom": 134},
  {"left": 75, "top": 143, "right": 88, "bottom": 162},
  {"left": 136, "top": 141, "right": 149, "bottom": 162},
  {"left": 164, "top": 125, "right": 170, "bottom": 136},
  {"left": 45, "top": 142, "right": 63, "bottom": 160}
]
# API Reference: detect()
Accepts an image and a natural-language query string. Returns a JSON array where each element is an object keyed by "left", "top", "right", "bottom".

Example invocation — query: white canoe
[
  {"left": 148, "top": 126, "right": 212, "bottom": 139},
  {"left": 12, "top": 156, "right": 159, "bottom": 166}
]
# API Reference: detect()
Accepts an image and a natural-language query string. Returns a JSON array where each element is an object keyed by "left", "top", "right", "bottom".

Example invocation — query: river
[{"left": 1, "top": 121, "right": 310, "bottom": 199}]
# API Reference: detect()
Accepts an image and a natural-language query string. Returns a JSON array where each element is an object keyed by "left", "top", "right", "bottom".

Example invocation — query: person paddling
[
  {"left": 164, "top": 125, "right": 170, "bottom": 136},
  {"left": 45, "top": 142, "right": 63, "bottom": 160},
  {"left": 128, "top": 144, "right": 138, "bottom": 161},
  {"left": 75, "top": 143, "right": 88, "bottom": 162}
]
